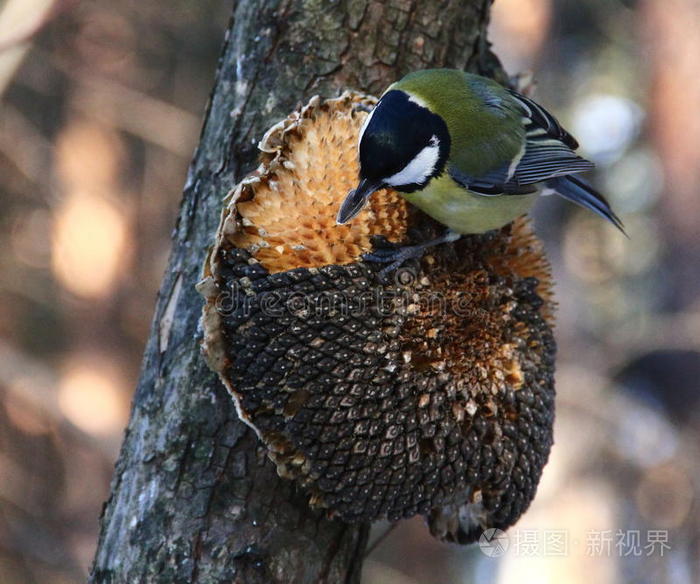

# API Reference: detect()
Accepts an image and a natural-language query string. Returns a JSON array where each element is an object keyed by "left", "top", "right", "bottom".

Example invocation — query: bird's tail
[{"left": 546, "top": 175, "right": 626, "bottom": 234}]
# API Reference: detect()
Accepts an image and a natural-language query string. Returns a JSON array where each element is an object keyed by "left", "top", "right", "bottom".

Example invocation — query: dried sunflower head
[{"left": 197, "top": 91, "right": 556, "bottom": 543}]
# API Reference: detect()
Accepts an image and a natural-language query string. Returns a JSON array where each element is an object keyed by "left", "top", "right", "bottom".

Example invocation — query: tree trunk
[{"left": 89, "top": 1, "right": 501, "bottom": 582}]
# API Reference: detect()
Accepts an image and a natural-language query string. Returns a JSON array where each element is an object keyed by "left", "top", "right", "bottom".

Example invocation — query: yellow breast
[{"left": 401, "top": 174, "right": 538, "bottom": 234}]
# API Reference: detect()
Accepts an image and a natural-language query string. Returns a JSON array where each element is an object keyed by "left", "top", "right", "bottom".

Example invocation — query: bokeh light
[
  {"left": 57, "top": 356, "right": 128, "bottom": 435},
  {"left": 51, "top": 191, "right": 129, "bottom": 299}
]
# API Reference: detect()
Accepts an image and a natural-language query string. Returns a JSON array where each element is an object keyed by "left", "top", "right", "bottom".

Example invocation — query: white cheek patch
[{"left": 384, "top": 135, "right": 440, "bottom": 187}]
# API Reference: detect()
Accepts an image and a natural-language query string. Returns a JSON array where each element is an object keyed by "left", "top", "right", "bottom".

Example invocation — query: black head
[
  {"left": 359, "top": 90, "right": 450, "bottom": 192},
  {"left": 336, "top": 90, "right": 450, "bottom": 224}
]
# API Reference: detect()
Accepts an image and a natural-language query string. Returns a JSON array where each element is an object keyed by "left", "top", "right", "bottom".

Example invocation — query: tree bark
[{"left": 89, "top": 1, "right": 501, "bottom": 582}]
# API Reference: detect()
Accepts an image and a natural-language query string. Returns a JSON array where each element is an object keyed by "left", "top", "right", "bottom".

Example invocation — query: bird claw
[
  {"left": 363, "top": 230, "right": 461, "bottom": 281},
  {"left": 362, "top": 248, "right": 411, "bottom": 263},
  {"left": 362, "top": 245, "right": 426, "bottom": 280}
]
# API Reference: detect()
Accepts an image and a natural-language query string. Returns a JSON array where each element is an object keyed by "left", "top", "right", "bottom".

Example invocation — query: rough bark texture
[{"left": 90, "top": 1, "right": 502, "bottom": 582}]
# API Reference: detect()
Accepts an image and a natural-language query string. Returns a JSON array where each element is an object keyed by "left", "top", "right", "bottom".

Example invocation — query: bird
[{"left": 337, "top": 69, "right": 624, "bottom": 269}]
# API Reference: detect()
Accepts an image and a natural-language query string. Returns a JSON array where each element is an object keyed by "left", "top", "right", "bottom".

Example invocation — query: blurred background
[{"left": 0, "top": 0, "right": 697, "bottom": 582}]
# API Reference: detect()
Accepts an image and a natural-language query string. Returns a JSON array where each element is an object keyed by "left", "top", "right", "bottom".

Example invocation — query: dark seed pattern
[{"left": 208, "top": 227, "right": 556, "bottom": 543}]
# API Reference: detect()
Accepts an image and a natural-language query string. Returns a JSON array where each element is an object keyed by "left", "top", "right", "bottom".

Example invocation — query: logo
[{"left": 478, "top": 528, "right": 510, "bottom": 557}]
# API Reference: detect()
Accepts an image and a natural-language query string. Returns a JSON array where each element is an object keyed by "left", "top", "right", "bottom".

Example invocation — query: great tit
[{"left": 337, "top": 69, "right": 623, "bottom": 265}]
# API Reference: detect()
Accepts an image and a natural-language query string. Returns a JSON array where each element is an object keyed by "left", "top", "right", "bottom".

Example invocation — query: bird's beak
[{"left": 336, "top": 178, "right": 382, "bottom": 224}]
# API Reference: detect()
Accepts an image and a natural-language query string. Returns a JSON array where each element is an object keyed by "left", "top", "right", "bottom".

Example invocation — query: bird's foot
[
  {"left": 363, "top": 244, "right": 426, "bottom": 279},
  {"left": 363, "top": 230, "right": 461, "bottom": 280}
]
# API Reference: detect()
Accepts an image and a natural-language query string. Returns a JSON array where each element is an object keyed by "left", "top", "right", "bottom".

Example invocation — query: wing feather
[{"left": 450, "top": 90, "right": 593, "bottom": 195}]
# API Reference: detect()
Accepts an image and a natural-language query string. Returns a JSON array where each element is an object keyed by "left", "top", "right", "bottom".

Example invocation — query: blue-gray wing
[{"left": 449, "top": 90, "right": 593, "bottom": 196}]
